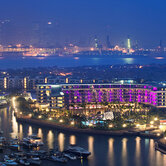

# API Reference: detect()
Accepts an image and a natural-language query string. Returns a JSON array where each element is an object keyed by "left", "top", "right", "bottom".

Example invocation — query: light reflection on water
[
  {"left": 108, "top": 138, "right": 114, "bottom": 166},
  {"left": 58, "top": 132, "right": 65, "bottom": 151},
  {"left": 70, "top": 135, "right": 76, "bottom": 145},
  {"left": 1, "top": 56, "right": 166, "bottom": 69},
  {"left": 135, "top": 137, "right": 141, "bottom": 166},
  {"left": 123, "top": 58, "right": 134, "bottom": 64},
  {"left": 38, "top": 128, "right": 43, "bottom": 141},
  {"left": 88, "top": 136, "right": 95, "bottom": 166},
  {"left": 1, "top": 107, "right": 166, "bottom": 166},
  {"left": 47, "top": 130, "right": 54, "bottom": 149},
  {"left": 122, "top": 138, "right": 128, "bottom": 166}
]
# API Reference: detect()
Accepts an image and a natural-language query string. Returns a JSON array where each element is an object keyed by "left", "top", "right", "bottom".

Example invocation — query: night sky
[{"left": 0, "top": 0, "right": 166, "bottom": 47}]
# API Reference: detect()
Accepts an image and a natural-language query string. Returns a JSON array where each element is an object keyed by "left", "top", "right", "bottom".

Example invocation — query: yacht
[
  {"left": 22, "top": 135, "right": 44, "bottom": 148},
  {"left": 64, "top": 145, "right": 91, "bottom": 158}
]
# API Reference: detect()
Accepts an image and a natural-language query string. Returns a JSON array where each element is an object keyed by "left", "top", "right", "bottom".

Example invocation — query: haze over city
[{"left": 0, "top": 0, "right": 166, "bottom": 48}]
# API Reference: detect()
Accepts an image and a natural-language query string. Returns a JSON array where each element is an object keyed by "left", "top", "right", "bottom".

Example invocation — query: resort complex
[{"left": 36, "top": 82, "right": 166, "bottom": 111}]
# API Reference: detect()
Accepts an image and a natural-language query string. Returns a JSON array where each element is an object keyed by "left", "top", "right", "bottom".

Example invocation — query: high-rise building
[{"left": 106, "top": 35, "right": 111, "bottom": 49}]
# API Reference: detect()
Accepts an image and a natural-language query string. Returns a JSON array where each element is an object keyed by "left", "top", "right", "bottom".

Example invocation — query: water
[
  {"left": 0, "top": 56, "right": 166, "bottom": 69},
  {"left": 0, "top": 107, "right": 166, "bottom": 166}
]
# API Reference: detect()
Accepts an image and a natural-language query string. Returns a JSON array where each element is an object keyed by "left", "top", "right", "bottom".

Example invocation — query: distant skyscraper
[
  {"left": 127, "top": 36, "right": 131, "bottom": 50},
  {"left": 94, "top": 36, "right": 99, "bottom": 48},
  {"left": 127, "top": 36, "right": 131, "bottom": 54},
  {"left": 157, "top": 40, "right": 164, "bottom": 52},
  {"left": 106, "top": 35, "right": 111, "bottom": 48}
]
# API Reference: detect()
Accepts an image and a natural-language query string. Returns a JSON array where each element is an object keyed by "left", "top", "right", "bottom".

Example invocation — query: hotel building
[{"left": 36, "top": 83, "right": 166, "bottom": 111}]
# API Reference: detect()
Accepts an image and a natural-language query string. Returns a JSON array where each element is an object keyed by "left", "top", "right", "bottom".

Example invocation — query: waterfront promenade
[{"left": 16, "top": 115, "right": 160, "bottom": 138}]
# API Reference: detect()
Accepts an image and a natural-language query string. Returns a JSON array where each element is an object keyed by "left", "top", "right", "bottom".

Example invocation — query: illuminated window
[{"left": 46, "top": 91, "right": 50, "bottom": 96}]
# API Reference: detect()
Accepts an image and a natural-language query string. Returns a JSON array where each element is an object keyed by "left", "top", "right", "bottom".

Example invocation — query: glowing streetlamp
[
  {"left": 154, "top": 117, "right": 158, "bottom": 121},
  {"left": 150, "top": 121, "right": 154, "bottom": 125},
  {"left": 123, "top": 124, "right": 127, "bottom": 128},
  {"left": 28, "top": 114, "right": 32, "bottom": 118},
  {"left": 109, "top": 124, "right": 113, "bottom": 128},
  {"left": 89, "top": 123, "right": 93, "bottom": 127},
  {"left": 157, "top": 133, "right": 160, "bottom": 136},
  {"left": 71, "top": 121, "right": 75, "bottom": 125},
  {"left": 59, "top": 119, "right": 63, "bottom": 123},
  {"left": 136, "top": 124, "right": 140, "bottom": 128}
]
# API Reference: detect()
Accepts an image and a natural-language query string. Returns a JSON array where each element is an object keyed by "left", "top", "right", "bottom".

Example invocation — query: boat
[
  {"left": 9, "top": 144, "right": 20, "bottom": 151},
  {"left": 22, "top": 140, "right": 33, "bottom": 148},
  {"left": 19, "top": 159, "right": 30, "bottom": 166},
  {"left": 27, "top": 158, "right": 41, "bottom": 165},
  {"left": 64, "top": 145, "right": 91, "bottom": 158},
  {"left": 22, "top": 135, "right": 44, "bottom": 148},
  {"left": 63, "top": 153, "right": 77, "bottom": 160},
  {"left": 155, "top": 141, "right": 166, "bottom": 154},
  {"left": 0, "top": 143, "right": 3, "bottom": 153},
  {"left": 26, "top": 152, "right": 39, "bottom": 158},
  {"left": 49, "top": 156, "right": 67, "bottom": 163},
  {"left": 3, "top": 160, "right": 18, "bottom": 166},
  {"left": 0, "top": 162, "right": 6, "bottom": 166},
  {"left": 0, "top": 131, "right": 3, "bottom": 134},
  {"left": 0, "top": 137, "right": 6, "bottom": 143}
]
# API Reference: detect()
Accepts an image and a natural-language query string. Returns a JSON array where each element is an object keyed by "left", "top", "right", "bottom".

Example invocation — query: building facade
[{"left": 36, "top": 83, "right": 166, "bottom": 110}]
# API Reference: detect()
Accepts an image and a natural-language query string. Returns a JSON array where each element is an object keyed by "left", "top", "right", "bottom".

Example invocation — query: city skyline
[{"left": 0, "top": 0, "right": 166, "bottom": 48}]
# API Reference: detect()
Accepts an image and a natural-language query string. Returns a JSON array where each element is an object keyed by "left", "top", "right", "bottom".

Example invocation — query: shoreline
[{"left": 16, "top": 116, "right": 161, "bottom": 138}]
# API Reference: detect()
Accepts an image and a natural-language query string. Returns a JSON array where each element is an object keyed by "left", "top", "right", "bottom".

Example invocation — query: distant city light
[{"left": 48, "top": 22, "right": 52, "bottom": 25}]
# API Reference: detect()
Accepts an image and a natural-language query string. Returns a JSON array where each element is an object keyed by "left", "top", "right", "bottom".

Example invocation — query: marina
[
  {"left": 0, "top": 134, "right": 91, "bottom": 165},
  {"left": 0, "top": 107, "right": 166, "bottom": 166}
]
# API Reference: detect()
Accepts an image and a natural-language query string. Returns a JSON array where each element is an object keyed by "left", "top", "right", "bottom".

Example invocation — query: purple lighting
[{"left": 60, "top": 83, "right": 161, "bottom": 107}]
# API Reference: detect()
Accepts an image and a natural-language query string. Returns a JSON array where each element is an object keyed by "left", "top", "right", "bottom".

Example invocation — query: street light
[
  {"left": 89, "top": 123, "right": 93, "bottom": 127},
  {"left": 109, "top": 124, "right": 113, "bottom": 128},
  {"left": 71, "top": 121, "right": 75, "bottom": 125},
  {"left": 59, "top": 119, "right": 63, "bottom": 123},
  {"left": 136, "top": 124, "right": 140, "bottom": 128},
  {"left": 123, "top": 124, "right": 127, "bottom": 128},
  {"left": 154, "top": 117, "right": 158, "bottom": 121},
  {"left": 150, "top": 121, "right": 154, "bottom": 125}
]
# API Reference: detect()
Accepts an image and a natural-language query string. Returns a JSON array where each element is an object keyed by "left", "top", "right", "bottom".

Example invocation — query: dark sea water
[
  {"left": 0, "top": 56, "right": 166, "bottom": 69},
  {"left": 0, "top": 107, "right": 166, "bottom": 166}
]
